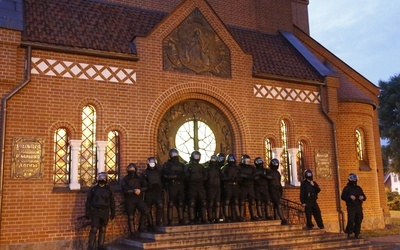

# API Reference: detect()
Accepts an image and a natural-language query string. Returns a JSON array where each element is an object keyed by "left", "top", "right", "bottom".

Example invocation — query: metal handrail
[{"left": 280, "top": 197, "right": 306, "bottom": 225}]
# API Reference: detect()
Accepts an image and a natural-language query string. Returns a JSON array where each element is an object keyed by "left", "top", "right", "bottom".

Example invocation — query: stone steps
[{"left": 105, "top": 220, "right": 397, "bottom": 250}]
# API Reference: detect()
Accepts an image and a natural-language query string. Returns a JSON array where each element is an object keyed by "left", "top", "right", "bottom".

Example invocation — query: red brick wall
[{"left": 0, "top": 0, "right": 384, "bottom": 248}]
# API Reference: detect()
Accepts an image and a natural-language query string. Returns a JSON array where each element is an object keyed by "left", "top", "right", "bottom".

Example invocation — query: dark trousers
[
  {"left": 304, "top": 201, "right": 324, "bottom": 228},
  {"left": 345, "top": 206, "right": 363, "bottom": 235}
]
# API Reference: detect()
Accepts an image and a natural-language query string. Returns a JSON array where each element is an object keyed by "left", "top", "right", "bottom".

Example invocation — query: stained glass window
[{"left": 53, "top": 128, "right": 70, "bottom": 186}]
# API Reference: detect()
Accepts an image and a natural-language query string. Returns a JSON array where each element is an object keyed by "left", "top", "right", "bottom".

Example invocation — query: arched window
[
  {"left": 355, "top": 128, "right": 371, "bottom": 171},
  {"left": 175, "top": 117, "right": 216, "bottom": 163},
  {"left": 280, "top": 120, "right": 290, "bottom": 183},
  {"left": 264, "top": 138, "right": 273, "bottom": 165},
  {"left": 53, "top": 128, "right": 70, "bottom": 186},
  {"left": 296, "top": 141, "right": 306, "bottom": 182},
  {"left": 106, "top": 131, "right": 119, "bottom": 185},
  {"left": 80, "top": 105, "right": 96, "bottom": 187}
]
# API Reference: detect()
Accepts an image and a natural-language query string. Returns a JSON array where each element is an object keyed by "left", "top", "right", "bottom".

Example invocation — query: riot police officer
[
  {"left": 85, "top": 172, "right": 116, "bottom": 250},
  {"left": 267, "top": 158, "right": 287, "bottom": 225},
  {"left": 300, "top": 169, "right": 324, "bottom": 229},
  {"left": 205, "top": 155, "right": 222, "bottom": 223},
  {"left": 141, "top": 157, "right": 164, "bottom": 227},
  {"left": 162, "top": 148, "right": 186, "bottom": 225},
  {"left": 254, "top": 157, "right": 272, "bottom": 220},
  {"left": 121, "top": 163, "right": 151, "bottom": 237},
  {"left": 239, "top": 154, "right": 259, "bottom": 221},
  {"left": 184, "top": 150, "right": 208, "bottom": 224},
  {"left": 221, "top": 154, "right": 242, "bottom": 222},
  {"left": 341, "top": 173, "right": 366, "bottom": 238}
]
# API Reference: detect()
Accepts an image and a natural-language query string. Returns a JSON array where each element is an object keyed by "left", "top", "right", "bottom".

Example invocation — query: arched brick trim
[
  {"left": 77, "top": 98, "right": 105, "bottom": 140},
  {"left": 264, "top": 134, "right": 279, "bottom": 148},
  {"left": 296, "top": 136, "right": 313, "bottom": 169},
  {"left": 144, "top": 81, "right": 249, "bottom": 155},
  {"left": 278, "top": 115, "right": 296, "bottom": 148},
  {"left": 48, "top": 121, "right": 77, "bottom": 139}
]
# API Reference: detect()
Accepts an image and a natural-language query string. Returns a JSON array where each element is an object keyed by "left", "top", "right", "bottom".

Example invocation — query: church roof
[{"left": 22, "top": 0, "right": 323, "bottom": 82}]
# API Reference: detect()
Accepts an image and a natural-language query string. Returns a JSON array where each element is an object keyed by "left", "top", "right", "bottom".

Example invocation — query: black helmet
[
  {"left": 304, "top": 169, "right": 313, "bottom": 180},
  {"left": 348, "top": 173, "right": 358, "bottom": 182},
  {"left": 210, "top": 155, "right": 217, "bottom": 162},
  {"left": 147, "top": 157, "right": 157, "bottom": 168},
  {"left": 169, "top": 148, "right": 179, "bottom": 158},
  {"left": 216, "top": 153, "right": 226, "bottom": 165},
  {"left": 127, "top": 163, "right": 137, "bottom": 172},
  {"left": 226, "top": 154, "right": 236, "bottom": 164},
  {"left": 269, "top": 158, "right": 279, "bottom": 170},
  {"left": 97, "top": 172, "right": 108, "bottom": 185},
  {"left": 254, "top": 157, "right": 264, "bottom": 168},
  {"left": 190, "top": 150, "right": 201, "bottom": 163},
  {"left": 241, "top": 154, "right": 251, "bottom": 165}
]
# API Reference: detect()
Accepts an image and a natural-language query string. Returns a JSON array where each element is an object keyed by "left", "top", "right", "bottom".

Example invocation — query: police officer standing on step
[
  {"left": 267, "top": 158, "right": 287, "bottom": 225},
  {"left": 85, "top": 172, "right": 116, "bottom": 250},
  {"left": 121, "top": 163, "right": 152, "bottom": 237},
  {"left": 341, "top": 173, "right": 366, "bottom": 238},
  {"left": 184, "top": 150, "right": 208, "bottom": 224},
  {"left": 254, "top": 157, "right": 272, "bottom": 220},
  {"left": 300, "top": 169, "right": 324, "bottom": 230},
  {"left": 162, "top": 148, "right": 186, "bottom": 225},
  {"left": 205, "top": 155, "right": 222, "bottom": 223},
  {"left": 141, "top": 157, "right": 164, "bottom": 227},
  {"left": 221, "top": 154, "right": 242, "bottom": 222},
  {"left": 239, "top": 154, "right": 259, "bottom": 221}
]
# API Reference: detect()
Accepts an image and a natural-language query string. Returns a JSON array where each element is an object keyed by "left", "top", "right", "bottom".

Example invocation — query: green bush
[{"left": 387, "top": 192, "right": 400, "bottom": 210}]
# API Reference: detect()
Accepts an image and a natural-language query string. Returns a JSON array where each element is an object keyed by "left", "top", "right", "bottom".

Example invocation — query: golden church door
[{"left": 157, "top": 99, "right": 233, "bottom": 164}]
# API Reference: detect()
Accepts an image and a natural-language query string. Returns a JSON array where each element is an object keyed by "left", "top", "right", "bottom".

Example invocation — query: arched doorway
[{"left": 157, "top": 99, "right": 233, "bottom": 164}]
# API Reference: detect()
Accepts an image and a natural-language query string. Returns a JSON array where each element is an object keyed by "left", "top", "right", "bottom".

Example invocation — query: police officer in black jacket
[
  {"left": 184, "top": 150, "right": 208, "bottom": 224},
  {"left": 205, "top": 155, "right": 222, "bottom": 223},
  {"left": 85, "top": 172, "right": 116, "bottom": 250},
  {"left": 267, "top": 158, "right": 287, "bottom": 225},
  {"left": 162, "top": 148, "right": 186, "bottom": 225},
  {"left": 141, "top": 157, "right": 164, "bottom": 227},
  {"left": 121, "top": 163, "right": 151, "bottom": 237},
  {"left": 341, "top": 173, "right": 366, "bottom": 238},
  {"left": 254, "top": 157, "right": 272, "bottom": 220},
  {"left": 239, "top": 154, "right": 259, "bottom": 221},
  {"left": 300, "top": 169, "right": 324, "bottom": 229},
  {"left": 221, "top": 154, "right": 242, "bottom": 222}
]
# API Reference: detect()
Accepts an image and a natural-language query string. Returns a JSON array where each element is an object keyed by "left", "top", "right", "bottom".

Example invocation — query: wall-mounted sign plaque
[
  {"left": 314, "top": 149, "right": 332, "bottom": 179},
  {"left": 11, "top": 137, "right": 44, "bottom": 179}
]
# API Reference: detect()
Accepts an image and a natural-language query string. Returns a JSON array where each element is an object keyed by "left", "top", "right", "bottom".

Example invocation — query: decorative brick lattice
[
  {"left": 31, "top": 57, "right": 137, "bottom": 84},
  {"left": 254, "top": 84, "right": 320, "bottom": 104}
]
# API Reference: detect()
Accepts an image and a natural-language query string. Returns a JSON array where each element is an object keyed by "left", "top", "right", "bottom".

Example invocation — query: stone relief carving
[{"left": 163, "top": 9, "right": 231, "bottom": 78}]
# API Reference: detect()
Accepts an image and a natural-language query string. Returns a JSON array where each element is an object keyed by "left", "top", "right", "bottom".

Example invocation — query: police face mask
[{"left": 98, "top": 179, "right": 107, "bottom": 186}]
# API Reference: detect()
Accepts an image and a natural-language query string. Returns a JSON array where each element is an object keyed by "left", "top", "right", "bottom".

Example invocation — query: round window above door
[{"left": 157, "top": 99, "right": 233, "bottom": 164}]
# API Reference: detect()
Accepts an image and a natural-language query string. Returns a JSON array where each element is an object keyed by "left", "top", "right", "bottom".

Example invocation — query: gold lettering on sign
[
  {"left": 12, "top": 138, "right": 44, "bottom": 179},
  {"left": 163, "top": 8, "right": 231, "bottom": 78},
  {"left": 314, "top": 149, "right": 332, "bottom": 179}
]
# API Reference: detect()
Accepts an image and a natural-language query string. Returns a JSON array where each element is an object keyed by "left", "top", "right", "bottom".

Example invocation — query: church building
[{"left": 0, "top": 0, "right": 388, "bottom": 249}]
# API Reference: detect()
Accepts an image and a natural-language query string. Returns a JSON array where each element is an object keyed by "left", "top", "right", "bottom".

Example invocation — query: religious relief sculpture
[{"left": 163, "top": 8, "right": 231, "bottom": 78}]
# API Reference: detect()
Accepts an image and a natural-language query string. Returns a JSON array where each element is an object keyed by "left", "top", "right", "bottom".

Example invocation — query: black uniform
[
  {"left": 254, "top": 165, "right": 271, "bottom": 220},
  {"left": 341, "top": 181, "right": 366, "bottom": 237},
  {"left": 85, "top": 179, "right": 116, "bottom": 250},
  {"left": 205, "top": 159, "right": 222, "bottom": 223},
  {"left": 300, "top": 179, "right": 324, "bottom": 229},
  {"left": 162, "top": 157, "right": 186, "bottom": 225},
  {"left": 239, "top": 162, "right": 258, "bottom": 220},
  {"left": 121, "top": 170, "right": 151, "bottom": 236},
  {"left": 142, "top": 165, "right": 164, "bottom": 226},
  {"left": 184, "top": 158, "right": 208, "bottom": 224},
  {"left": 221, "top": 157, "right": 241, "bottom": 222},
  {"left": 267, "top": 159, "right": 287, "bottom": 224}
]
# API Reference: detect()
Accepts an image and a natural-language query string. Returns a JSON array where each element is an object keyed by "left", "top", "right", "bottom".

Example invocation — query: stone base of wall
[{"left": 0, "top": 239, "right": 84, "bottom": 250}]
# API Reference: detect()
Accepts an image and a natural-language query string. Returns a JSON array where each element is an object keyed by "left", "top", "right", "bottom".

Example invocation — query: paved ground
[{"left": 368, "top": 235, "right": 400, "bottom": 247}]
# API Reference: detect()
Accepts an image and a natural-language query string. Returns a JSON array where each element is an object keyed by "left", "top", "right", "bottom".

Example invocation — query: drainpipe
[
  {"left": 0, "top": 46, "right": 32, "bottom": 227},
  {"left": 320, "top": 84, "right": 344, "bottom": 233}
]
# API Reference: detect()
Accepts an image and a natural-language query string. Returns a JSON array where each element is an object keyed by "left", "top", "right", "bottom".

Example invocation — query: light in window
[{"left": 175, "top": 120, "right": 216, "bottom": 163}]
